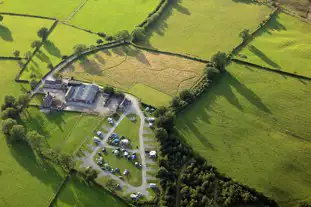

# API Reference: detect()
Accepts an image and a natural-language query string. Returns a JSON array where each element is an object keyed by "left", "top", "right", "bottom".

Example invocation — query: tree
[
  {"left": 30, "top": 79, "right": 38, "bottom": 90},
  {"left": 1, "top": 107, "right": 19, "bottom": 120},
  {"left": 211, "top": 52, "right": 228, "bottom": 71},
  {"left": 26, "top": 131, "right": 44, "bottom": 152},
  {"left": 239, "top": 29, "right": 252, "bottom": 42},
  {"left": 299, "top": 202, "right": 311, "bottom": 207},
  {"left": 132, "top": 27, "right": 146, "bottom": 42},
  {"left": 115, "top": 30, "right": 130, "bottom": 40},
  {"left": 0, "top": 15, "right": 3, "bottom": 23},
  {"left": 47, "top": 63, "right": 53, "bottom": 70},
  {"left": 105, "top": 35, "right": 113, "bottom": 41},
  {"left": 204, "top": 66, "right": 219, "bottom": 79},
  {"left": 53, "top": 71, "right": 63, "bottom": 80},
  {"left": 155, "top": 127, "right": 168, "bottom": 141},
  {"left": 1, "top": 118, "right": 17, "bottom": 135},
  {"left": 31, "top": 40, "right": 41, "bottom": 49},
  {"left": 3, "top": 95, "right": 16, "bottom": 110},
  {"left": 58, "top": 153, "right": 75, "bottom": 171},
  {"left": 98, "top": 32, "right": 106, "bottom": 38},
  {"left": 73, "top": 44, "right": 87, "bottom": 55},
  {"left": 13, "top": 50, "right": 20, "bottom": 57},
  {"left": 170, "top": 96, "right": 183, "bottom": 109},
  {"left": 24, "top": 51, "right": 32, "bottom": 60},
  {"left": 156, "top": 110, "right": 176, "bottom": 130},
  {"left": 103, "top": 86, "right": 114, "bottom": 95},
  {"left": 37, "top": 27, "right": 49, "bottom": 39},
  {"left": 96, "top": 39, "right": 104, "bottom": 44},
  {"left": 82, "top": 167, "right": 99, "bottom": 183},
  {"left": 9, "top": 125, "right": 25, "bottom": 142},
  {"left": 17, "top": 94, "right": 30, "bottom": 108},
  {"left": 179, "top": 89, "right": 195, "bottom": 103},
  {"left": 154, "top": 106, "right": 169, "bottom": 117},
  {"left": 157, "top": 166, "right": 169, "bottom": 178}
]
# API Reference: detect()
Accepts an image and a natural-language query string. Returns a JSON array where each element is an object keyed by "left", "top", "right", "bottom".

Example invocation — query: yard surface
[
  {"left": 20, "top": 22, "right": 100, "bottom": 80},
  {"left": 176, "top": 63, "right": 311, "bottom": 206},
  {"left": 142, "top": 0, "right": 272, "bottom": 59},
  {"left": 0, "top": 15, "right": 53, "bottom": 57},
  {"left": 237, "top": 12, "right": 311, "bottom": 78},
  {"left": 0, "top": 0, "right": 83, "bottom": 19},
  {"left": 68, "top": 0, "right": 160, "bottom": 34},
  {"left": 62, "top": 45, "right": 205, "bottom": 106},
  {"left": 54, "top": 175, "right": 128, "bottom": 207}
]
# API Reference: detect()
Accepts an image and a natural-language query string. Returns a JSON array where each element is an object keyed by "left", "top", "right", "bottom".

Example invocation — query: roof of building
[
  {"left": 45, "top": 79, "right": 62, "bottom": 85},
  {"left": 66, "top": 84, "right": 99, "bottom": 103},
  {"left": 42, "top": 93, "right": 53, "bottom": 108}
]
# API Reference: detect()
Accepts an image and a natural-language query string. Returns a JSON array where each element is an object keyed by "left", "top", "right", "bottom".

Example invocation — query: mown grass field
[
  {"left": 69, "top": 0, "right": 160, "bottom": 34},
  {"left": 55, "top": 175, "right": 128, "bottom": 207},
  {"left": 62, "top": 45, "right": 204, "bottom": 106},
  {"left": 142, "top": 0, "right": 272, "bottom": 59},
  {"left": 0, "top": 0, "right": 83, "bottom": 19},
  {"left": 0, "top": 15, "right": 53, "bottom": 57},
  {"left": 237, "top": 12, "right": 311, "bottom": 78},
  {"left": 115, "top": 115, "right": 140, "bottom": 149},
  {"left": 21, "top": 108, "right": 102, "bottom": 154},
  {"left": 176, "top": 63, "right": 311, "bottom": 206},
  {"left": 0, "top": 60, "right": 66, "bottom": 207},
  {"left": 21, "top": 22, "right": 100, "bottom": 80}
]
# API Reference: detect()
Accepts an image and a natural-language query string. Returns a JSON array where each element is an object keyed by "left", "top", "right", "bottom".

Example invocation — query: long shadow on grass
[
  {"left": 36, "top": 50, "right": 52, "bottom": 64},
  {"left": 0, "top": 25, "right": 13, "bottom": 41},
  {"left": 43, "top": 40, "right": 61, "bottom": 58},
  {"left": 248, "top": 45, "right": 280, "bottom": 69},
  {"left": 232, "top": 0, "right": 261, "bottom": 5}
]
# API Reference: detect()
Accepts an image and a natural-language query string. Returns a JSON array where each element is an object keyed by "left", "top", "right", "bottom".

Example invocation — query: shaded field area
[
  {"left": 0, "top": 60, "right": 66, "bottom": 207},
  {"left": 62, "top": 45, "right": 205, "bottom": 106},
  {"left": 0, "top": 0, "right": 83, "bottom": 19},
  {"left": 20, "top": 23, "right": 100, "bottom": 80},
  {"left": 69, "top": 0, "right": 159, "bottom": 34},
  {"left": 237, "top": 12, "right": 311, "bottom": 78},
  {"left": 21, "top": 107, "right": 102, "bottom": 154},
  {"left": 0, "top": 15, "right": 53, "bottom": 57},
  {"left": 142, "top": 0, "right": 272, "bottom": 59},
  {"left": 277, "top": 0, "right": 310, "bottom": 17},
  {"left": 54, "top": 175, "right": 128, "bottom": 207},
  {"left": 176, "top": 63, "right": 311, "bottom": 206}
]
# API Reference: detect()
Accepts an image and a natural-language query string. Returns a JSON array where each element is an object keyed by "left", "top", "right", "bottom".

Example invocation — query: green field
[
  {"left": 55, "top": 175, "right": 128, "bottom": 207},
  {"left": 20, "top": 22, "right": 100, "bottom": 80},
  {"left": 142, "top": 0, "right": 272, "bottom": 59},
  {"left": 115, "top": 115, "right": 140, "bottom": 149},
  {"left": 69, "top": 0, "right": 160, "bottom": 34},
  {"left": 0, "top": 15, "right": 53, "bottom": 57},
  {"left": 237, "top": 12, "right": 311, "bottom": 78},
  {"left": 21, "top": 108, "right": 102, "bottom": 154},
  {"left": 0, "top": 0, "right": 82, "bottom": 20},
  {"left": 176, "top": 63, "right": 311, "bottom": 206}
]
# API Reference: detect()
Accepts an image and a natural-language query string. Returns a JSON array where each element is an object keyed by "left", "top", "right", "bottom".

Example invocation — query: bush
[
  {"left": 98, "top": 32, "right": 106, "bottom": 38},
  {"left": 132, "top": 27, "right": 146, "bottom": 43},
  {"left": 96, "top": 39, "right": 104, "bottom": 44},
  {"left": 1, "top": 118, "right": 17, "bottom": 135},
  {"left": 105, "top": 35, "right": 113, "bottom": 41},
  {"left": 30, "top": 79, "right": 38, "bottom": 90},
  {"left": 211, "top": 52, "right": 228, "bottom": 71},
  {"left": 204, "top": 66, "right": 220, "bottom": 80},
  {"left": 37, "top": 27, "right": 49, "bottom": 39},
  {"left": 179, "top": 89, "right": 195, "bottom": 103}
]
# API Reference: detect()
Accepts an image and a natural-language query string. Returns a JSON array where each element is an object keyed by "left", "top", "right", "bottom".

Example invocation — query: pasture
[
  {"left": 142, "top": 0, "right": 272, "bottom": 59},
  {"left": 20, "top": 22, "right": 100, "bottom": 80},
  {"left": 0, "top": 15, "right": 53, "bottom": 57},
  {"left": 176, "top": 63, "right": 311, "bottom": 206},
  {"left": 0, "top": 60, "right": 66, "bottom": 207},
  {"left": 0, "top": 0, "right": 83, "bottom": 20},
  {"left": 54, "top": 175, "right": 128, "bottom": 207},
  {"left": 277, "top": 0, "right": 310, "bottom": 17},
  {"left": 62, "top": 45, "right": 205, "bottom": 106},
  {"left": 237, "top": 12, "right": 311, "bottom": 78},
  {"left": 69, "top": 0, "right": 160, "bottom": 34}
]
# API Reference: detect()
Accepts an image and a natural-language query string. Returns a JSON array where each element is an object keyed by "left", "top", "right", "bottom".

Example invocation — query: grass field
[
  {"left": 55, "top": 175, "right": 128, "bottom": 207},
  {"left": 21, "top": 108, "right": 102, "bottom": 154},
  {"left": 0, "top": 0, "right": 83, "bottom": 19},
  {"left": 142, "top": 0, "right": 271, "bottom": 59},
  {"left": 69, "top": 0, "right": 160, "bottom": 34},
  {"left": 277, "top": 0, "right": 310, "bottom": 17},
  {"left": 176, "top": 63, "right": 311, "bottom": 206},
  {"left": 0, "top": 15, "right": 53, "bottom": 57},
  {"left": 20, "top": 22, "right": 100, "bottom": 80},
  {"left": 0, "top": 60, "right": 66, "bottom": 207},
  {"left": 237, "top": 12, "right": 311, "bottom": 78},
  {"left": 115, "top": 114, "right": 140, "bottom": 149},
  {"left": 62, "top": 45, "right": 204, "bottom": 106}
]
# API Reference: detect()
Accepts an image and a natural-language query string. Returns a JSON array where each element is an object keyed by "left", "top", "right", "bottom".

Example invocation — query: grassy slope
[
  {"left": 115, "top": 115, "right": 140, "bottom": 149},
  {"left": 0, "top": 0, "right": 82, "bottom": 19},
  {"left": 0, "top": 15, "right": 53, "bottom": 57},
  {"left": 20, "top": 23, "right": 100, "bottom": 80},
  {"left": 55, "top": 175, "right": 128, "bottom": 207},
  {"left": 143, "top": 0, "right": 271, "bottom": 59},
  {"left": 237, "top": 12, "right": 311, "bottom": 78},
  {"left": 176, "top": 63, "right": 311, "bottom": 206},
  {"left": 69, "top": 0, "right": 160, "bottom": 34},
  {"left": 0, "top": 60, "right": 65, "bottom": 207}
]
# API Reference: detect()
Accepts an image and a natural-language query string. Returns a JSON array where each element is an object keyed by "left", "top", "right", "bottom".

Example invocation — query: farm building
[
  {"left": 41, "top": 93, "right": 53, "bottom": 108},
  {"left": 65, "top": 84, "right": 99, "bottom": 104},
  {"left": 43, "top": 79, "right": 63, "bottom": 89}
]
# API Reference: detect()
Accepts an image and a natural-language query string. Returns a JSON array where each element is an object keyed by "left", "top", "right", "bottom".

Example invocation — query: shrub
[
  {"left": 179, "top": 89, "right": 195, "bottom": 103},
  {"left": 132, "top": 27, "right": 146, "bottom": 43},
  {"left": 211, "top": 52, "right": 228, "bottom": 71},
  {"left": 37, "top": 27, "right": 49, "bottom": 39},
  {"left": 96, "top": 39, "right": 104, "bottom": 44},
  {"left": 30, "top": 79, "right": 38, "bottom": 90}
]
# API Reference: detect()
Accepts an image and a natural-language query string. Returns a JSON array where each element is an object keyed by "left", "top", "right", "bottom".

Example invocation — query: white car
[{"left": 96, "top": 131, "right": 104, "bottom": 138}]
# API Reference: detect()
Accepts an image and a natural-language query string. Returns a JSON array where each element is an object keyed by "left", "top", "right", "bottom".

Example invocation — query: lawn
[
  {"left": 68, "top": 0, "right": 160, "bottom": 34},
  {"left": 61, "top": 45, "right": 204, "bottom": 106},
  {"left": 115, "top": 114, "right": 140, "bottom": 149},
  {"left": 0, "top": 60, "right": 66, "bottom": 207},
  {"left": 0, "top": 15, "right": 54, "bottom": 57},
  {"left": 142, "top": 0, "right": 272, "bottom": 59},
  {"left": 176, "top": 63, "right": 311, "bottom": 206},
  {"left": 237, "top": 12, "right": 311, "bottom": 78},
  {"left": 20, "top": 107, "right": 102, "bottom": 154},
  {"left": 54, "top": 175, "right": 128, "bottom": 207},
  {"left": 20, "top": 22, "right": 101, "bottom": 80},
  {"left": 0, "top": 0, "right": 83, "bottom": 20}
]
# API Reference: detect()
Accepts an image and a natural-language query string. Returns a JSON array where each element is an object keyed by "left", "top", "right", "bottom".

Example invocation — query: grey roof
[
  {"left": 67, "top": 84, "right": 99, "bottom": 103},
  {"left": 42, "top": 93, "right": 53, "bottom": 108},
  {"left": 45, "top": 79, "right": 62, "bottom": 85}
]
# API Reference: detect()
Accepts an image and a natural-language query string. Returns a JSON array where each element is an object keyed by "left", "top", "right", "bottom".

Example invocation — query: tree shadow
[
  {"left": 102, "top": 49, "right": 112, "bottom": 56},
  {"left": 173, "top": 0, "right": 191, "bottom": 15},
  {"left": 94, "top": 53, "right": 105, "bottom": 65},
  {"left": 248, "top": 45, "right": 280, "bottom": 69},
  {"left": 135, "top": 50, "right": 150, "bottom": 65},
  {"left": 36, "top": 50, "right": 52, "bottom": 64},
  {"left": 111, "top": 47, "right": 124, "bottom": 56},
  {"left": 0, "top": 24, "right": 13, "bottom": 41},
  {"left": 43, "top": 40, "right": 61, "bottom": 58},
  {"left": 19, "top": 110, "right": 51, "bottom": 137},
  {"left": 46, "top": 111, "right": 66, "bottom": 132},
  {"left": 80, "top": 59, "right": 102, "bottom": 75},
  {"left": 232, "top": 0, "right": 261, "bottom": 5}
]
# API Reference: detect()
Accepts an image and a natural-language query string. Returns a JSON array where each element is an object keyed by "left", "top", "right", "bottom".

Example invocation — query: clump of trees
[
  {"left": 73, "top": 44, "right": 87, "bottom": 55},
  {"left": 132, "top": 27, "right": 146, "bottom": 43},
  {"left": 115, "top": 30, "right": 130, "bottom": 40},
  {"left": 31, "top": 40, "right": 41, "bottom": 49},
  {"left": 211, "top": 51, "right": 228, "bottom": 72},
  {"left": 239, "top": 28, "right": 253, "bottom": 42},
  {"left": 37, "top": 27, "right": 49, "bottom": 40}
]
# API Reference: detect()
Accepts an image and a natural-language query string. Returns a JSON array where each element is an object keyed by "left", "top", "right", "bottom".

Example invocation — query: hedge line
[
  {"left": 60, "top": 21, "right": 97, "bottom": 35},
  {"left": 0, "top": 56, "right": 24, "bottom": 60},
  {"left": 0, "top": 12, "right": 56, "bottom": 20}
]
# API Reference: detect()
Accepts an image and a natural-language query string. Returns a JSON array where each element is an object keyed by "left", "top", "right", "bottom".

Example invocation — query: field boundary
[
  {"left": 59, "top": 21, "right": 98, "bottom": 35},
  {"left": 0, "top": 12, "right": 56, "bottom": 20},
  {"left": 0, "top": 56, "right": 24, "bottom": 60},
  {"left": 66, "top": 0, "right": 89, "bottom": 21},
  {"left": 47, "top": 173, "right": 71, "bottom": 207},
  {"left": 232, "top": 58, "right": 311, "bottom": 80}
]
